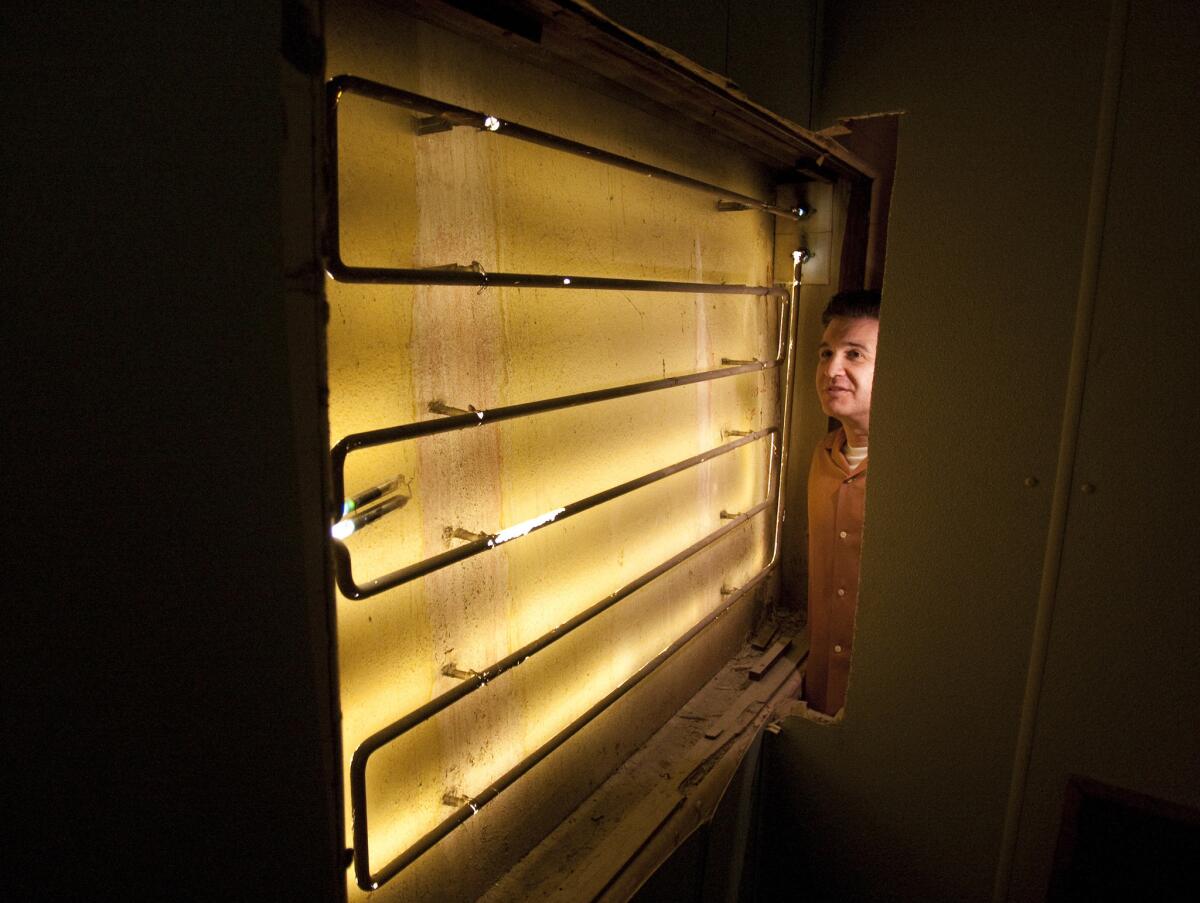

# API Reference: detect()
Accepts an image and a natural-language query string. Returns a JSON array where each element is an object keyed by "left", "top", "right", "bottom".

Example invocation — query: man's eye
[
  {"left": 847, "top": 350, "right": 861, "bottom": 359},
  {"left": 818, "top": 349, "right": 831, "bottom": 359}
]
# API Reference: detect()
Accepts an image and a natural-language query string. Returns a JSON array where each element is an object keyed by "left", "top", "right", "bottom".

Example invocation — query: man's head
[{"left": 815, "top": 290, "right": 881, "bottom": 445}]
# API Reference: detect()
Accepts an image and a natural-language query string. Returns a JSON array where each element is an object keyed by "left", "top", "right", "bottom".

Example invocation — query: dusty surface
[{"left": 479, "top": 606, "right": 806, "bottom": 902}]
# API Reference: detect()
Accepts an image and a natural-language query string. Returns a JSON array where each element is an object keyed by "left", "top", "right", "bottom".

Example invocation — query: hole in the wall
[
  {"left": 796, "top": 112, "right": 900, "bottom": 719},
  {"left": 325, "top": 1, "right": 893, "bottom": 892}
]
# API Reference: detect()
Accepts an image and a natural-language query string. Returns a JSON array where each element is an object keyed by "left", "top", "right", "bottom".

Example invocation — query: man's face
[{"left": 816, "top": 315, "right": 879, "bottom": 434}]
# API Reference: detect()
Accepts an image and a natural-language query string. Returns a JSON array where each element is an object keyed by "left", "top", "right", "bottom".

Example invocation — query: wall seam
[{"left": 991, "top": 0, "right": 1130, "bottom": 899}]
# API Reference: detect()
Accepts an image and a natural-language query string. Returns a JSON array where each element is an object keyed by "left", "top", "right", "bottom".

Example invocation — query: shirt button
[
  {"left": 834, "top": 644, "right": 843, "bottom": 653},
  {"left": 837, "top": 588, "right": 846, "bottom": 597},
  {"left": 839, "top": 530, "right": 848, "bottom": 539}
]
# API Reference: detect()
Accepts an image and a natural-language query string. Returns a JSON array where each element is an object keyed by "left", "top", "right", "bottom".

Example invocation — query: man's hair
[{"left": 820, "top": 289, "right": 881, "bottom": 326}]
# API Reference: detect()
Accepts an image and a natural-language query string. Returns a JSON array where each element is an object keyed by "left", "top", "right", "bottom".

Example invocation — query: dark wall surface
[
  {"left": 1007, "top": 1, "right": 1200, "bottom": 896},
  {"left": 763, "top": 0, "right": 1200, "bottom": 901},
  {"left": 2, "top": 3, "right": 341, "bottom": 899}
]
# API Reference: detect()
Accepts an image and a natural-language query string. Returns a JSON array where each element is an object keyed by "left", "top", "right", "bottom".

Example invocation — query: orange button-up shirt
[{"left": 805, "top": 427, "right": 867, "bottom": 715}]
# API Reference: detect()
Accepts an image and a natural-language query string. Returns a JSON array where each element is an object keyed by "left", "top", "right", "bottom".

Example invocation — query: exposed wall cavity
[{"left": 325, "top": 1, "right": 786, "bottom": 897}]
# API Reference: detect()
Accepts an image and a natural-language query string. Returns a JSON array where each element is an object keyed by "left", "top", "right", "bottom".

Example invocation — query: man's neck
[{"left": 841, "top": 421, "right": 869, "bottom": 448}]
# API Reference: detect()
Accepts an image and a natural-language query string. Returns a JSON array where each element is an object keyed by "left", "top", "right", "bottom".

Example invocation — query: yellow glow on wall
[{"left": 327, "top": 2, "right": 784, "bottom": 897}]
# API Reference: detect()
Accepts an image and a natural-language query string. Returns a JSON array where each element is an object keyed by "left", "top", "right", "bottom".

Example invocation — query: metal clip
[
  {"left": 416, "top": 115, "right": 453, "bottom": 136},
  {"left": 443, "top": 526, "right": 489, "bottom": 543},
  {"left": 429, "top": 260, "right": 485, "bottom": 274},
  {"left": 441, "top": 663, "right": 476, "bottom": 680},
  {"left": 429, "top": 401, "right": 476, "bottom": 417}
]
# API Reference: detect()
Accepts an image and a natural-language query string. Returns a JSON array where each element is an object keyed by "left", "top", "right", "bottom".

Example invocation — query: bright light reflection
[
  {"left": 490, "top": 507, "right": 566, "bottom": 546},
  {"left": 330, "top": 493, "right": 409, "bottom": 541}
]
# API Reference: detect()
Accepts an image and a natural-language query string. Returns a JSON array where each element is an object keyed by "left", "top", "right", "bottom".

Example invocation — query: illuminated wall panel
[{"left": 326, "top": 2, "right": 794, "bottom": 897}]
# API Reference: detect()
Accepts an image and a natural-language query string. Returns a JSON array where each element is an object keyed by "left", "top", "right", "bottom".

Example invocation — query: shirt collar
[{"left": 822, "top": 426, "right": 868, "bottom": 477}]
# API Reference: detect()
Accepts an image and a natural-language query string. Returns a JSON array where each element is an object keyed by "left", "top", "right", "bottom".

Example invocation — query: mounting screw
[
  {"left": 430, "top": 400, "right": 473, "bottom": 417},
  {"left": 447, "top": 527, "right": 488, "bottom": 542}
]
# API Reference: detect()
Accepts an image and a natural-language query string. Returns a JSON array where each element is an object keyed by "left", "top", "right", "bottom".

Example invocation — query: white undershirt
[{"left": 843, "top": 442, "right": 868, "bottom": 470}]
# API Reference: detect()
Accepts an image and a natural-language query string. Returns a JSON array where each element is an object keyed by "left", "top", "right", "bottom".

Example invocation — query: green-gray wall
[{"left": 765, "top": 1, "right": 1200, "bottom": 900}]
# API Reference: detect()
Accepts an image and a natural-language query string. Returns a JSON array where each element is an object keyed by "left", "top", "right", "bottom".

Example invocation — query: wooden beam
[{"left": 397, "top": 0, "right": 877, "bottom": 182}]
